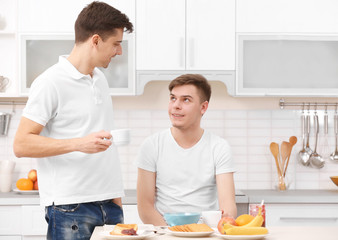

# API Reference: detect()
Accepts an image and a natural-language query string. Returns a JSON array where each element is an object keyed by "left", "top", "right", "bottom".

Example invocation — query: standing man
[
  {"left": 13, "top": 2, "right": 133, "bottom": 239},
  {"left": 136, "top": 74, "right": 237, "bottom": 226}
]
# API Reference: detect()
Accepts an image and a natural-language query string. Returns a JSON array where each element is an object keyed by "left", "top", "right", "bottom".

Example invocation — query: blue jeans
[{"left": 45, "top": 199, "right": 124, "bottom": 240}]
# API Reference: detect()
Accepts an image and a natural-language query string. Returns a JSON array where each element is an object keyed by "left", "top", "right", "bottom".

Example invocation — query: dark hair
[
  {"left": 75, "top": 1, "right": 133, "bottom": 43},
  {"left": 169, "top": 74, "right": 211, "bottom": 103}
]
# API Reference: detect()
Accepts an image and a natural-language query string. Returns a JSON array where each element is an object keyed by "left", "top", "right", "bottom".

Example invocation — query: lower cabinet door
[
  {"left": 0, "top": 237, "right": 21, "bottom": 240},
  {"left": 122, "top": 205, "right": 143, "bottom": 224},
  {"left": 21, "top": 206, "right": 47, "bottom": 236},
  {"left": 0, "top": 206, "right": 21, "bottom": 235},
  {"left": 22, "top": 236, "right": 46, "bottom": 240},
  {"left": 266, "top": 204, "right": 338, "bottom": 226}
]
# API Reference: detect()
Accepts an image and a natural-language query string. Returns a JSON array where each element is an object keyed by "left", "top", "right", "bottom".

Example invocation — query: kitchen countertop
[
  {"left": 89, "top": 226, "right": 338, "bottom": 240},
  {"left": 1, "top": 189, "right": 337, "bottom": 205},
  {"left": 242, "top": 189, "right": 338, "bottom": 204},
  {"left": 0, "top": 189, "right": 249, "bottom": 205}
]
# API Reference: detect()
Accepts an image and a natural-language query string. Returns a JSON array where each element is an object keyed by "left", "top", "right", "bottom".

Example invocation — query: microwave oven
[{"left": 19, "top": 33, "right": 135, "bottom": 95}]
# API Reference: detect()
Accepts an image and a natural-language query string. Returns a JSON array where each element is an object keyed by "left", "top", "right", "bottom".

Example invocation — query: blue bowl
[{"left": 164, "top": 212, "right": 201, "bottom": 226}]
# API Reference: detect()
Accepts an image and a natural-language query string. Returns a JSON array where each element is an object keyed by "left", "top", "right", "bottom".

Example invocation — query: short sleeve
[
  {"left": 22, "top": 75, "right": 58, "bottom": 126},
  {"left": 214, "top": 139, "right": 236, "bottom": 175},
  {"left": 135, "top": 136, "right": 158, "bottom": 172}
]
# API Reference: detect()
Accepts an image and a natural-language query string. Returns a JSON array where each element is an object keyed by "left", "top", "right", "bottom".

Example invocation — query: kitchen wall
[{"left": 1, "top": 81, "right": 338, "bottom": 190}]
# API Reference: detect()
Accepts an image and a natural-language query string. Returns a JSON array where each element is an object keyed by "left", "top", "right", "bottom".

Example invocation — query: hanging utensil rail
[{"left": 279, "top": 98, "right": 338, "bottom": 110}]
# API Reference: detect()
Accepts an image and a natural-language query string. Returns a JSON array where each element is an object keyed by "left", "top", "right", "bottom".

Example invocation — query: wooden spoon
[
  {"left": 281, "top": 141, "right": 291, "bottom": 176},
  {"left": 283, "top": 136, "right": 297, "bottom": 177},
  {"left": 270, "top": 142, "right": 282, "bottom": 177}
]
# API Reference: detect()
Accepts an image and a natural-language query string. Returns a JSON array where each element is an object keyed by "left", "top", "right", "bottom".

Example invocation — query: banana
[
  {"left": 225, "top": 227, "right": 268, "bottom": 235},
  {"left": 242, "top": 206, "right": 264, "bottom": 227},
  {"left": 219, "top": 207, "right": 265, "bottom": 234}
]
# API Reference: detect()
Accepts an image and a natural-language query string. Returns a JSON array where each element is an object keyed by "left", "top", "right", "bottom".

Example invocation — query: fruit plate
[
  {"left": 165, "top": 228, "right": 214, "bottom": 237},
  {"left": 214, "top": 232, "right": 269, "bottom": 240},
  {"left": 99, "top": 225, "right": 156, "bottom": 239},
  {"left": 13, "top": 188, "right": 39, "bottom": 195}
]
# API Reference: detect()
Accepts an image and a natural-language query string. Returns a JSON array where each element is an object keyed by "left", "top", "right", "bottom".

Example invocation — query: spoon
[
  {"left": 298, "top": 114, "right": 310, "bottom": 166},
  {"left": 284, "top": 136, "right": 297, "bottom": 177},
  {"left": 270, "top": 142, "right": 282, "bottom": 177},
  {"left": 281, "top": 141, "right": 291, "bottom": 176},
  {"left": 309, "top": 112, "right": 324, "bottom": 168},
  {"left": 330, "top": 114, "right": 338, "bottom": 162}
]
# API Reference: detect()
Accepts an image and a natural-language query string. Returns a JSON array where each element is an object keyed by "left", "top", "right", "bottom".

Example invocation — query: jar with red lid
[{"left": 249, "top": 204, "right": 266, "bottom": 227}]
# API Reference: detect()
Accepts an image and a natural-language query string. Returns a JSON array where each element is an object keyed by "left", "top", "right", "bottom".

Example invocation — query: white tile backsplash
[{"left": 1, "top": 108, "right": 338, "bottom": 191}]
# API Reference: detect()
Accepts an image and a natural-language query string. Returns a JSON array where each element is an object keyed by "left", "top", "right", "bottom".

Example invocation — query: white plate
[
  {"left": 214, "top": 232, "right": 269, "bottom": 240},
  {"left": 100, "top": 225, "right": 156, "bottom": 240},
  {"left": 99, "top": 232, "right": 155, "bottom": 240},
  {"left": 13, "top": 188, "right": 39, "bottom": 194},
  {"left": 165, "top": 228, "right": 214, "bottom": 237}
]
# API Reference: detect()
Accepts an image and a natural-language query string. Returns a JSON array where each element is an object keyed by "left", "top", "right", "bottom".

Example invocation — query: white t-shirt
[
  {"left": 23, "top": 56, "right": 124, "bottom": 207},
  {"left": 136, "top": 129, "right": 235, "bottom": 214}
]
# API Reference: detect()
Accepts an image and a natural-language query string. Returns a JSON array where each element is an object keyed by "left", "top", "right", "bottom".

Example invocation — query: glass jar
[{"left": 249, "top": 204, "right": 266, "bottom": 227}]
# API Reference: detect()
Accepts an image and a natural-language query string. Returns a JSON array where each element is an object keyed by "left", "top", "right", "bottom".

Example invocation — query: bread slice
[{"left": 110, "top": 224, "right": 138, "bottom": 235}]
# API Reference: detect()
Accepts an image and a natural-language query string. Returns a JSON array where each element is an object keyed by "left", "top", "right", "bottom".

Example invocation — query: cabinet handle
[
  {"left": 180, "top": 37, "right": 185, "bottom": 68},
  {"left": 280, "top": 217, "right": 338, "bottom": 222},
  {"left": 189, "top": 38, "right": 194, "bottom": 68}
]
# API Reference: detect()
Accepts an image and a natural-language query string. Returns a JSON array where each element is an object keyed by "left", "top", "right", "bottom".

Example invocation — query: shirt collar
[{"left": 58, "top": 55, "right": 93, "bottom": 80}]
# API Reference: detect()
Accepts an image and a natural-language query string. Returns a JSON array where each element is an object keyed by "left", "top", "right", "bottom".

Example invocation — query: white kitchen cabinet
[
  {"left": 22, "top": 237, "right": 45, "bottom": 240},
  {"left": 0, "top": 237, "right": 21, "bottom": 240},
  {"left": 21, "top": 205, "right": 47, "bottom": 236},
  {"left": 0, "top": 0, "right": 18, "bottom": 97},
  {"left": 136, "top": 0, "right": 235, "bottom": 71},
  {"left": 14, "top": 0, "right": 136, "bottom": 96},
  {"left": 236, "top": 34, "right": 338, "bottom": 96},
  {"left": 136, "top": 0, "right": 185, "bottom": 70},
  {"left": 123, "top": 205, "right": 143, "bottom": 224},
  {"left": 186, "top": 0, "right": 235, "bottom": 70},
  {"left": 266, "top": 204, "right": 338, "bottom": 227},
  {"left": 18, "top": 0, "right": 135, "bottom": 33},
  {"left": 236, "top": 0, "right": 338, "bottom": 33},
  {"left": 0, "top": 206, "right": 21, "bottom": 235}
]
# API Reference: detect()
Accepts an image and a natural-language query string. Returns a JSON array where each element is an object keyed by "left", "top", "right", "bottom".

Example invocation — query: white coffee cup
[
  {"left": 0, "top": 173, "right": 13, "bottom": 192},
  {"left": 110, "top": 129, "right": 130, "bottom": 146},
  {"left": 201, "top": 210, "right": 222, "bottom": 228}
]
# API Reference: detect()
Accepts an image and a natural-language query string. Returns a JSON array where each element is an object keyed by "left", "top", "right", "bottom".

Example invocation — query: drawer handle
[{"left": 280, "top": 217, "right": 338, "bottom": 222}]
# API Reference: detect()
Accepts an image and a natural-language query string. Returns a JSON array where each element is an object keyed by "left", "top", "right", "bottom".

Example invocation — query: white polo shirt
[
  {"left": 136, "top": 129, "right": 235, "bottom": 214},
  {"left": 23, "top": 56, "right": 124, "bottom": 207}
]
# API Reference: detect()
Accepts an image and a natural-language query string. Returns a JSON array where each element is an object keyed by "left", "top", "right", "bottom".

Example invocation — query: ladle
[
  {"left": 330, "top": 114, "right": 338, "bottom": 162},
  {"left": 298, "top": 114, "right": 311, "bottom": 166},
  {"left": 270, "top": 142, "right": 282, "bottom": 177},
  {"left": 309, "top": 111, "right": 324, "bottom": 168}
]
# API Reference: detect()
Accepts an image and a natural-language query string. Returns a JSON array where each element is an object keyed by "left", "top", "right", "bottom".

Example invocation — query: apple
[
  {"left": 33, "top": 180, "right": 39, "bottom": 190},
  {"left": 217, "top": 217, "right": 237, "bottom": 234},
  {"left": 28, "top": 169, "right": 37, "bottom": 182}
]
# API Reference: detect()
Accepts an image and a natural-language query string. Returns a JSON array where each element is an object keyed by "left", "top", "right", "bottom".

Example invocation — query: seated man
[{"left": 136, "top": 74, "right": 237, "bottom": 226}]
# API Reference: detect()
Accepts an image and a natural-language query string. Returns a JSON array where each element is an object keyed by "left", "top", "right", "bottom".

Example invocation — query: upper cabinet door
[
  {"left": 237, "top": 0, "right": 338, "bottom": 33},
  {"left": 18, "top": 0, "right": 135, "bottom": 33},
  {"left": 186, "top": 0, "right": 235, "bottom": 70},
  {"left": 136, "top": 0, "right": 185, "bottom": 70}
]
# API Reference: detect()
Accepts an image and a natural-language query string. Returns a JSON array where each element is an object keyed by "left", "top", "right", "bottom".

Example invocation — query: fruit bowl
[
  {"left": 330, "top": 176, "right": 338, "bottom": 186},
  {"left": 164, "top": 212, "right": 200, "bottom": 226}
]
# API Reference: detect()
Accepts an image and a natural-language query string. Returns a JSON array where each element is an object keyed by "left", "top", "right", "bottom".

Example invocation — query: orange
[
  {"left": 16, "top": 178, "right": 34, "bottom": 191},
  {"left": 235, "top": 214, "right": 255, "bottom": 226}
]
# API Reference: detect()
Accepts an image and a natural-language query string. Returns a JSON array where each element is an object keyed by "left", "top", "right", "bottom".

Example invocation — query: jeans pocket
[
  {"left": 53, "top": 203, "right": 80, "bottom": 213},
  {"left": 111, "top": 201, "right": 123, "bottom": 211}
]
